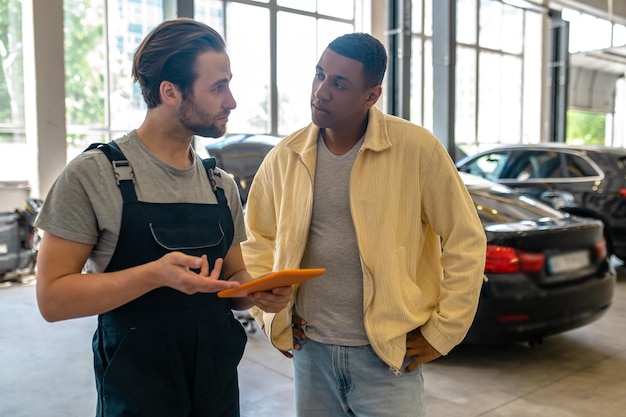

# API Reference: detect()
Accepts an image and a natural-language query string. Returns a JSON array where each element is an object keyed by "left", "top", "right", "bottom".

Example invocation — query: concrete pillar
[{"left": 22, "top": 0, "right": 66, "bottom": 199}]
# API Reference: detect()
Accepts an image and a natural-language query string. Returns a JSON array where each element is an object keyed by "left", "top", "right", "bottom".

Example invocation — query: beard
[{"left": 178, "top": 95, "right": 227, "bottom": 138}]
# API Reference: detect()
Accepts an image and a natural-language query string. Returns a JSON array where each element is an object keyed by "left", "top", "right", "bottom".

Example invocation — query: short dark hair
[
  {"left": 327, "top": 33, "right": 387, "bottom": 88},
  {"left": 132, "top": 18, "right": 226, "bottom": 108}
]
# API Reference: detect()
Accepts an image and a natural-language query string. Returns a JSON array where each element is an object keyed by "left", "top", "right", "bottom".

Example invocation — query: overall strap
[
  {"left": 85, "top": 143, "right": 227, "bottom": 206},
  {"left": 85, "top": 142, "right": 137, "bottom": 202},
  {"left": 201, "top": 158, "right": 228, "bottom": 206}
]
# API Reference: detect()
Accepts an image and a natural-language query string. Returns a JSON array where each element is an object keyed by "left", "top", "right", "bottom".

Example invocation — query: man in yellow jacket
[{"left": 242, "top": 32, "right": 486, "bottom": 417}]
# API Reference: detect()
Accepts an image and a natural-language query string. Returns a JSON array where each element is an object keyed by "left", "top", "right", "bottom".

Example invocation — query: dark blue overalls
[{"left": 88, "top": 142, "right": 247, "bottom": 417}]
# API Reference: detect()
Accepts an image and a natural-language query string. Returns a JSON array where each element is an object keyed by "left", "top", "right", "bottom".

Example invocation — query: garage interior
[{"left": 2, "top": 266, "right": 625, "bottom": 416}]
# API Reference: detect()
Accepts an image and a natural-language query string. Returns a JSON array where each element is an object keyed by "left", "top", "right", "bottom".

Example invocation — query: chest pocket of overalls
[
  {"left": 135, "top": 200, "right": 230, "bottom": 260},
  {"left": 149, "top": 219, "right": 224, "bottom": 251}
]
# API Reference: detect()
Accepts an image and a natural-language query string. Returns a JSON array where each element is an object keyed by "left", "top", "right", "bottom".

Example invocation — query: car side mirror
[{"left": 540, "top": 190, "right": 575, "bottom": 209}]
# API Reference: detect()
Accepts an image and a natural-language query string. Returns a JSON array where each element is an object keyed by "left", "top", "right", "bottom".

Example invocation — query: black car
[
  {"left": 456, "top": 144, "right": 626, "bottom": 262},
  {"left": 204, "top": 134, "right": 282, "bottom": 204},
  {"left": 462, "top": 173, "right": 614, "bottom": 345},
  {"left": 205, "top": 135, "right": 615, "bottom": 344}
]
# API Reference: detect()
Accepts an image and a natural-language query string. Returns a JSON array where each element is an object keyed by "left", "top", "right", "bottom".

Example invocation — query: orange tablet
[{"left": 217, "top": 268, "right": 326, "bottom": 298}]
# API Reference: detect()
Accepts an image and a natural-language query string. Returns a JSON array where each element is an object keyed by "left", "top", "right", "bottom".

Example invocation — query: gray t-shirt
[
  {"left": 296, "top": 134, "right": 368, "bottom": 346},
  {"left": 35, "top": 130, "right": 246, "bottom": 273}
]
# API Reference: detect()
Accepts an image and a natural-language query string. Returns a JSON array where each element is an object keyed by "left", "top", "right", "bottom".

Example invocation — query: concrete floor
[{"left": 1, "top": 265, "right": 626, "bottom": 417}]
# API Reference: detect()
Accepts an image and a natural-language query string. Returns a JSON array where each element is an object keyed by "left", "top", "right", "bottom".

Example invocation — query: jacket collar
[{"left": 285, "top": 106, "right": 392, "bottom": 156}]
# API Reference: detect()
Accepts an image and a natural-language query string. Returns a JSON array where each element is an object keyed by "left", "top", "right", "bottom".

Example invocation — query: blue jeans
[{"left": 293, "top": 339, "right": 426, "bottom": 417}]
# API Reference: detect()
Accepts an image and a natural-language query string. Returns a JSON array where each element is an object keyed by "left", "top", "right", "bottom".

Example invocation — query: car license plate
[
  {"left": 0, "top": 243, "right": 7, "bottom": 254},
  {"left": 548, "top": 250, "right": 590, "bottom": 274}
]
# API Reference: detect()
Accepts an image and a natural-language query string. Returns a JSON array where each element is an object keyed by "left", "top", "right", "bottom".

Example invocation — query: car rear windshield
[{"left": 469, "top": 185, "right": 566, "bottom": 224}]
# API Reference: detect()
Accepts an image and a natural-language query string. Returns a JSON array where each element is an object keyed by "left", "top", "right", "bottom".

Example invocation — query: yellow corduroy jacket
[{"left": 242, "top": 106, "right": 486, "bottom": 370}]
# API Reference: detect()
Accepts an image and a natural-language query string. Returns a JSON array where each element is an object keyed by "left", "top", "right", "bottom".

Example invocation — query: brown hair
[{"left": 132, "top": 18, "right": 226, "bottom": 108}]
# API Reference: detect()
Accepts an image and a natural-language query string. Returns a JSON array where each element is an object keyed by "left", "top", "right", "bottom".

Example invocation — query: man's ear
[
  {"left": 160, "top": 81, "right": 180, "bottom": 106},
  {"left": 365, "top": 85, "right": 382, "bottom": 108}
]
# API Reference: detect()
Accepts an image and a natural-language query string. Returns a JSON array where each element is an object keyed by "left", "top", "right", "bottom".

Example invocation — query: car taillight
[
  {"left": 620, "top": 189, "right": 626, "bottom": 198},
  {"left": 595, "top": 238, "right": 607, "bottom": 259},
  {"left": 498, "top": 314, "right": 530, "bottom": 323},
  {"left": 485, "top": 245, "right": 545, "bottom": 273}
]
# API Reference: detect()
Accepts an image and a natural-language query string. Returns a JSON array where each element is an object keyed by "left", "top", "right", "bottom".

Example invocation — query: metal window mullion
[
  {"left": 517, "top": 10, "right": 527, "bottom": 143},
  {"left": 385, "top": 0, "right": 411, "bottom": 119},
  {"left": 104, "top": 0, "right": 112, "bottom": 142},
  {"left": 420, "top": 35, "right": 426, "bottom": 126},
  {"left": 474, "top": 0, "right": 480, "bottom": 149},
  {"left": 269, "top": 0, "right": 278, "bottom": 135},
  {"left": 432, "top": 0, "right": 456, "bottom": 158}
]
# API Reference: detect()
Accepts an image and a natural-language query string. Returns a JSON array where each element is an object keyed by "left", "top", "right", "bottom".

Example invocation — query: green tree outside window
[{"left": 566, "top": 110, "right": 606, "bottom": 145}]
